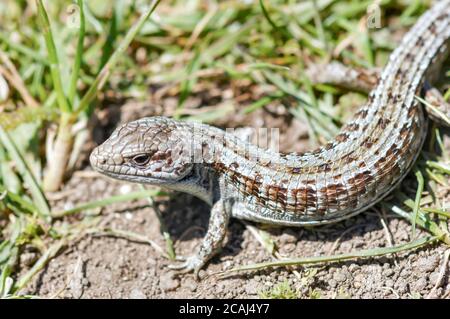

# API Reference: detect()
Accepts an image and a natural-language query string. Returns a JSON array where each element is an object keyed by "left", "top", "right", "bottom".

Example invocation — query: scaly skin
[{"left": 90, "top": 1, "right": 450, "bottom": 278}]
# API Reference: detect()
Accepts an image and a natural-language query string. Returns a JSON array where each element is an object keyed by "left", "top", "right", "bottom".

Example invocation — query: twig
[
  {"left": 427, "top": 249, "right": 450, "bottom": 299},
  {"left": 0, "top": 51, "right": 39, "bottom": 107}
]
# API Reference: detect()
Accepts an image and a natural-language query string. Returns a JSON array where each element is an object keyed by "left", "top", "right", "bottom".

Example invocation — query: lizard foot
[{"left": 168, "top": 255, "right": 205, "bottom": 280}]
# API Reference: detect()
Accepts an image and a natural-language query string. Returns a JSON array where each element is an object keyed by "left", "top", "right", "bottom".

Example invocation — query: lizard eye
[{"left": 131, "top": 154, "right": 151, "bottom": 166}]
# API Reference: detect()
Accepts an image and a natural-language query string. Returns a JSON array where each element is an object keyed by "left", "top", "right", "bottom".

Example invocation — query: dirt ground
[{"left": 23, "top": 102, "right": 450, "bottom": 299}]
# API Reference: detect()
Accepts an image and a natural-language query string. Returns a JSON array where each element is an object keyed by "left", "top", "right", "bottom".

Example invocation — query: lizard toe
[{"left": 167, "top": 255, "right": 205, "bottom": 280}]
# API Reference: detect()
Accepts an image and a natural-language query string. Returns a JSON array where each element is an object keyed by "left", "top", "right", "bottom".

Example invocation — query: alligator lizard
[{"left": 90, "top": 1, "right": 450, "bottom": 277}]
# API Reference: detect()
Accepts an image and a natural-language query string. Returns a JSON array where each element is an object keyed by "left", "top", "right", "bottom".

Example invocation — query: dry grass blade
[
  {"left": 219, "top": 236, "right": 436, "bottom": 276},
  {"left": 0, "top": 51, "right": 39, "bottom": 108}
]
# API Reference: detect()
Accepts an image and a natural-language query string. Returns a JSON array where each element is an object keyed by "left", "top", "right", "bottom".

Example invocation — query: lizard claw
[{"left": 168, "top": 255, "right": 204, "bottom": 280}]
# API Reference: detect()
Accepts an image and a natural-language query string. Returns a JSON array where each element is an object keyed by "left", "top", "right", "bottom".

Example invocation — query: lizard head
[{"left": 90, "top": 117, "right": 195, "bottom": 185}]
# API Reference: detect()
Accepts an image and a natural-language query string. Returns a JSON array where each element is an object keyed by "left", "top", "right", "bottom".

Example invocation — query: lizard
[{"left": 90, "top": 0, "right": 450, "bottom": 278}]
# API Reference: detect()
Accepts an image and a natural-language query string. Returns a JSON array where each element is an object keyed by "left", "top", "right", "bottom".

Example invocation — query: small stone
[
  {"left": 328, "top": 279, "right": 338, "bottom": 288},
  {"left": 352, "top": 239, "right": 365, "bottom": 248},
  {"left": 215, "top": 283, "right": 226, "bottom": 293},
  {"left": 159, "top": 273, "right": 180, "bottom": 292},
  {"left": 429, "top": 271, "right": 440, "bottom": 285},
  {"left": 20, "top": 251, "right": 38, "bottom": 267},
  {"left": 82, "top": 278, "right": 90, "bottom": 287},
  {"left": 129, "top": 288, "right": 147, "bottom": 299},
  {"left": 184, "top": 278, "right": 198, "bottom": 292},
  {"left": 283, "top": 243, "right": 296, "bottom": 253},
  {"left": 412, "top": 277, "right": 427, "bottom": 292},
  {"left": 63, "top": 202, "right": 75, "bottom": 211},
  {"left": 135, "top": 47, "right": 147, "bottom": 64},
  {"left": 383, "top": 268, "right": 394, "bottom": 277},
  {"left": 222, "top": 89, "right": 234, "bottom": 99},
  {"left": 222, "top": 260, "right": 233, "bottom": 270},
  {"left": 395, "top": 281, "right": 408, "bottom": 293},
  {"left": 136, "top": 215, "right": 146, "bottom": 224},
  {"left": 279, "top": 232, "right": 297, "bottom": 245},
  {"left": 416, "top": 255, "right": 440, "bottom": 273},
  {"left": 340, "top": 242, "right": 352, "bottom": 252},
  {"left": 125, "top": 212, "right": 133, "bottom": 220},
  {"left": 333, "top": 272, "right": 347, "bottom": 283},
  {"left": 119, "top": 184, "right": 133, "bottom": 194},
  {"left": 385, "top": 279, "right": 394, "bottom": 288},
  {"left": 348, "top": 264, "right": 359, "bottom": 272}
]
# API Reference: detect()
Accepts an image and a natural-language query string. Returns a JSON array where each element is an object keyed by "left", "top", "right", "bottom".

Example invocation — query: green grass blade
[
  {"left": 0, "top": 125, "right": 50, "bottom": 222},
  {"left": 220, "top": 236, "right": 436, "bottom": 275},
  {"left": 412, "top": 169, "right": 424, "bottom": 238},
  {"left": 422, "top": 207, "right": 450, "bottom": 218},
  {"left": 176, "top": 50, "right": 201, "bottom": 113},
  {"left": 75, "top": 0, "right": 161, "bottom": 115},
  {"left": 68, "top": 0, "right": 86, "bottom": 105},
  {"left": 243, "top": 92, "right": 283, "bottom": 114},
  {"left": 12, "top": 240, "right": 65, "bottom": 294},
  {"left": 98, "top": 5, "right": 119, "bottom": 70},
  {"left": 0, "top": 265, "right": 13, "bottom": 297},
  {"left": 51, "top": 189, "right": 161, "bottom": 218},
  {"left": 0, "top": 33, "right": 48, "bottom": 65},
  {"left": 0, "top": 185, "right": 39, "bottom": 216},
  {"left": 36, "top": 0, "right": 71, "bottom": 113},
  {"left": 426, "top": 161, "right": 450, "bottom": 175},
  {"left": 385, "top": 199, "right": 450, "bottom": 245},
  {"left": 259, "top": 0, "right": 281, "bottom": 32}
]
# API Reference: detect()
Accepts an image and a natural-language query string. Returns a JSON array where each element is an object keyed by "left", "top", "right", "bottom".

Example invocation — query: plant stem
[{"left": 43, "top": 113, "right": 75, "bottom": 192}]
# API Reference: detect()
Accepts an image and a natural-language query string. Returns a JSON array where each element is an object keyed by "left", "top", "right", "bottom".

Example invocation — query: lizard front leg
[
  {"left": 307, "top": 62, "right": 450, "bottom": 126},
  {"left": 169, "top": 198, "right": 232, "bottom": 279}
]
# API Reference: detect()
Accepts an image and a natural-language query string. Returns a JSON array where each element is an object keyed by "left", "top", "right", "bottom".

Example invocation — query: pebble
[
  {"left": 428, "top": 271, "right": 440, "bottom": 285},
  {"left": 333, "top": 271, "right": 347, "bottom": 283},
  {"left": 283, "top": 243, "right": 296, "bottom": 253},
  {"left": 20, "top": 251, "right": 38, "bottom": 267},
  {"left": 125, "top": 212, "right": 133, "bottom": 220},
  {"left": 119, "top": 184, "right": 133, "bottom": 194},
  {"left": 412, "top": 277, "right": 427, "bottom": 292},
  {"left": 348, "top": 264, "right": 359, "bottom": 272},
  {"left": 394, "top": 280, "right": 408, "bottom": 294},
  {"left": 159, "top": 273, "right": 180, "bottom": 291},
  {"left": 215, "top": 283, "right": 226, "bottom": 293},
  {"left": 279, "top": 232, "right": 297, "bottom": 245},
  {"left": 416, "top": 255, "right": 440, "bottom": 273},
  {"left": 184, "top": 278, "right": 198, "bottom": 292},
  {"left": 383, "top": 268, "right": 394, "bottom": 277},
  {"left": 129, "top": 288, "right": 147, "bottom": 299},
  {"left": 328, "top": 279, "right": 338, "bottom": 288}
]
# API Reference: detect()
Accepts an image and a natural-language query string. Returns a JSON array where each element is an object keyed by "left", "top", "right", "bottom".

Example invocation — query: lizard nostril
[{"left": 90, "top": 148, "right": 107, "bottom": 166}]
